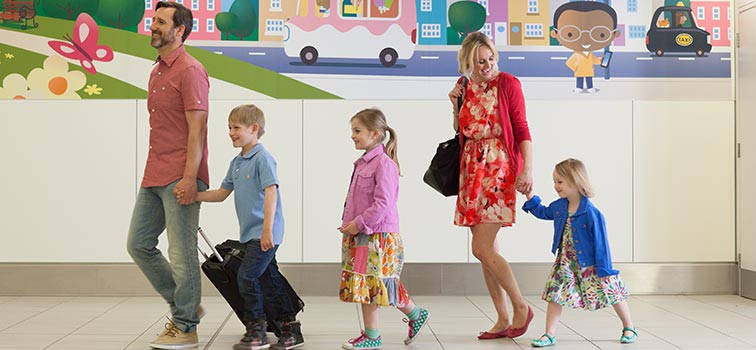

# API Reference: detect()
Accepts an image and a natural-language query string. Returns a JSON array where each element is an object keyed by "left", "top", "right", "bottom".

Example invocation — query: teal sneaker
[
  {"left": 403, "top": 308, "right": 430, "bottom": 345},
  {"left": 620, "top": 327, "right": 638, "bottom": 344},
  {"left": 341, "top": 332, "right": 381, "bottom": 350},
  {"left": 530, "top": 333, "right": 556, "bottom": 347}
]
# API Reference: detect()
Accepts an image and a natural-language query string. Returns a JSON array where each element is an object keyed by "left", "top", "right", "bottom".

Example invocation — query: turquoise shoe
[
  {"left": 620, "top": 327, "right": 638, "bottom": 344},
  {"left": 530, "top": 333, "right": 556, "bottom": 347}
]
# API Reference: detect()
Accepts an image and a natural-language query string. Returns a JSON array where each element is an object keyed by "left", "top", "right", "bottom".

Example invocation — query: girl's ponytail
[{"left": 385, "top": 126, "right": 400, "bottom": 174}]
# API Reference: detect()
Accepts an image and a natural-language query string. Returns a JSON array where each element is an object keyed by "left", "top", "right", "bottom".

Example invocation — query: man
[
  {"left": 551, "top": 2, "right": 620, "bottom": 93},
  {"left": 126, "top": 1, "right": 210, "bottom": 349}
]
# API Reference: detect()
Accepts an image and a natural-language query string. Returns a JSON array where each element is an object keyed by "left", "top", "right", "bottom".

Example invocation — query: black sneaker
[
  {"left": 233, "top": 319, "right": 270, "bottom": 350},
  {"left": 271, "top": 320, "right": 305, "bottom": 350}
]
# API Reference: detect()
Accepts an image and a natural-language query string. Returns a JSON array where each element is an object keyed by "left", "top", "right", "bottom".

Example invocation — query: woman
[{"left": 447, "top": 32, "right": 534, "bottom": 339}]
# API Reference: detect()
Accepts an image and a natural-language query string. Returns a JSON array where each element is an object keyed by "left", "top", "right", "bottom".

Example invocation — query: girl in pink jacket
[{"left": 338, "top": 108, "right": 429, "bottom": 350}]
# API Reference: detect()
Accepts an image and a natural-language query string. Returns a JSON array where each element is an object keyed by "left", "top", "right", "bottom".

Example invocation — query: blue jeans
[
  {"left": 238, "top": 240, "right": 295, "bottom": 322},
  {"left": 126, "top": 179, "right": 207, "bottom": 333},
  {"left": 576, "top": 76, "right": 594, "bottom": 89}
]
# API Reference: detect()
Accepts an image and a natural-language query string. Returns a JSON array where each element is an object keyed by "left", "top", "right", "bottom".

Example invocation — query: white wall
[
  {"left": 0, "top": 99, "right": 735, "bottom": 264},
  {"left": 737, "top": 4, "right": 756, "bottom": 271}
]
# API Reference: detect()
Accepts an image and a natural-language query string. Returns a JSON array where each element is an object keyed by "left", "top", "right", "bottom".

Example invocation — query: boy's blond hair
[
  {"left": 555, "top": 158, "right": 595, "bottom": 198},
  {"left": 229, "top": 104, "right": 266, "bottom": 138}
]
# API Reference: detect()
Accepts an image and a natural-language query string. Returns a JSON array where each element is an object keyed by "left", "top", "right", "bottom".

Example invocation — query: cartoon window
[
  {"left": 316, "top": 0, "right": 331, "bottom": 17},
  {"left": 713, "top": 7, "right": 720, "bottom": 20},
  {"left": 145, "top": 0, "right": 152, "bottom": 10},
  {"left": 729, "top": 7, "right": 732, "bottom": 20},
  {"left": 192, "top": 18, "right": 198, "bottom": 32},
  {"left": 192, "top": 0, "right": 198, "bottom": 10},
  {"left": 480, "top": 23, "right": 492, "bottom": 39},
  {"left": 207, "top": 19, "right": 214, "bottom": 32},
  {"left": 628, "top": 25, "right": 645, "bottom": 39},
  {"left": 729, "top": 27, "right": 732, "bottom": 40},
  {"left": 340, "top": 0, "right": 399, "bottom": 19},
  {"left": 421, "top": 23, "right": 441, "bottom": 38},
  {"left": 478, "top": 0, "right": 489, "bottom": 15},
  {"left": 697, "top": 7, "right": 705, "bottom": 20},
  {"left": 420, "top": 0, "right": 431, "bottom": 12},
  {"left": 627, "top": 0, "right": 637, "bottom": 13},
  {"left": 266, "top": 19, "right": 285, "bottom": 35},
  {"left": 713, "top": 27, "right": 720, "bottom": 40},
  {"left": 176, "top": 0, "right": 183, "bottom": 4},
  {"left": 271, "top": 0, "right": 282, "bottom": 11},
  {"left": 527, "top": 0, "right": 538, "bottom": 14},
  {"left": 144, "top": 18, "right": 152, "bottom": 31},
  {"left": 656, "top": 11, "right": 671, "bottom": 28},
  {"left": 207, "top": 0, "right": 215, "bottom": 11},
  {"left": 524, "top": 23, "right": 542, "bottom": 38}
]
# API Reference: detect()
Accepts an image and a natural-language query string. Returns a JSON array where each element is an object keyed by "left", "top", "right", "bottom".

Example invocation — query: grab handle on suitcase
[{"left": 197, "top": 227, "right": 224, "bottom": 263}]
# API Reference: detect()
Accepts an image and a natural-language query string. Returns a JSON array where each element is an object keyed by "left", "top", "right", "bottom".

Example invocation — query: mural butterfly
[{"left": 48, "top": 13, "right": 114, "bottom": 74}]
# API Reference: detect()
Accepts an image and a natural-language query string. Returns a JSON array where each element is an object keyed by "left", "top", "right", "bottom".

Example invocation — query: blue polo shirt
[{"left": 221, "top": 143, "right": 284, "bottom": 244}]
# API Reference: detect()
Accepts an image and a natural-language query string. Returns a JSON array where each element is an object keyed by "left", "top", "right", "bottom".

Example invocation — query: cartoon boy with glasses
[{"left": 552, "top": 2, "right": 620, "bottom": 93}]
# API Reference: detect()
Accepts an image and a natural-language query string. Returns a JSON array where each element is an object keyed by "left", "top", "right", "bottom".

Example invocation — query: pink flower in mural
[
  {"left": 0, "top": 74, "right": 30, "bottom": 99},
  {"left": 48, "top": 12, "right": 114, "bottom": 75},
  {"left": 27, "top": 56, "right": 86, "bottom": 99}
]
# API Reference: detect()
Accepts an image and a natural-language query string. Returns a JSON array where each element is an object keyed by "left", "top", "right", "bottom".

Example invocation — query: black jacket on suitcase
[{"left": 201, "top": 239, "right": 305, "bottom": 337}]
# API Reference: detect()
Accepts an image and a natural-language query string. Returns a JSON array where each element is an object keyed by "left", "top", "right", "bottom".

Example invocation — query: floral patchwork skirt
[
  {"left": 339, "top": 232, "right": 410, "bottom": 307},
  {"left": 542, "top": 229, "right": 629, "bottom": 311}
]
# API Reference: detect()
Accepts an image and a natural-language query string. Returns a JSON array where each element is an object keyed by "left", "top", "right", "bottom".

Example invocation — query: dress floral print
[
  {"left": 542, "top": 212, "right": 629, "bottom": 310},
  {"left": 340, "top": 231, "right": 410, "bottom": 307},
  {"left": 455, "top": 74, "right": 517, "bottom": 227}
]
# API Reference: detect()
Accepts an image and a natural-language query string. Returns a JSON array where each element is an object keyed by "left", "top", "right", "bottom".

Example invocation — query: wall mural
[{"left": 0, "top": 0, "right": 733, "bottom": 100}]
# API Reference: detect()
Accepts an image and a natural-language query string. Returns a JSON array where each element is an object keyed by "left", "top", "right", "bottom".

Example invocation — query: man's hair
[
  {"left": 155, "top": 1, "right": 194, "bottom": 42},
  {"left": 553, "top": 1, "right": 618, "bottom": 29}
]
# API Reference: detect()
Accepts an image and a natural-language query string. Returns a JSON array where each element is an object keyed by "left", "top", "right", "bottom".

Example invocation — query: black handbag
[
  {"left": 423, "top": 77, "right": 467, "bottom": 197},
  {"left": 423, "top": 134, "right": 461, "bottom": 196}
]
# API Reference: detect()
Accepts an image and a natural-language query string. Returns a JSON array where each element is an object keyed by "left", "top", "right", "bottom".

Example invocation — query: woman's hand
[
  {"left": 515, "top": 166, "right": 533, "bottom": 195},
  {"left": 448, "top": 82, "right": 464, "bottom": 115}
]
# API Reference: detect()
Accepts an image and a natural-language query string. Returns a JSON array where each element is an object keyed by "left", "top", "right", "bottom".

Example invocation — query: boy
[{"left": 190, "top": 104, "right": 304, "bottom": 350}]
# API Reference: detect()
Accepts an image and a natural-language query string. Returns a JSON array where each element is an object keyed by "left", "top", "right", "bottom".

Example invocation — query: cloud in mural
[{"left": 48, "top": 12, "right": 114, "bottom": 75}]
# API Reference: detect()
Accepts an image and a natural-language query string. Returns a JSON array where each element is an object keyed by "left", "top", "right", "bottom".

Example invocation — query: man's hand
[{"left": 173, "top": 178, "right": 197, "bottom": 205}]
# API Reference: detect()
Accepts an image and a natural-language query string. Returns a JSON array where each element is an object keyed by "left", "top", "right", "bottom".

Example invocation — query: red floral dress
[{"left": 454, "top": 75, "right": 517, "bottom": 227}]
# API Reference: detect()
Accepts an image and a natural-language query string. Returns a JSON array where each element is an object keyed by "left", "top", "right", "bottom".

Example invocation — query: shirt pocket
[{"left": 355, "top": 172, "right": 374, "bottom": 189}]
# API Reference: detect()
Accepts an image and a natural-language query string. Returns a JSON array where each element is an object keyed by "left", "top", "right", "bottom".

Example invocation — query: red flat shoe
[
  {"left": 477, "top": 327, "right": 510, "bottom": 340},
  {"left": 508, "top": 306, "right": 534, "bottom": 338}
]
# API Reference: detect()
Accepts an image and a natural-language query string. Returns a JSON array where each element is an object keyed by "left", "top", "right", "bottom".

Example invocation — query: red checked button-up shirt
[{"left": 143, "top": 45, "right": 210, "bottom": 188}]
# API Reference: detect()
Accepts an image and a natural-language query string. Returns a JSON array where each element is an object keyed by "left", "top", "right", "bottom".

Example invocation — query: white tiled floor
[{"left": 1, "top": 295, "right": 755, "bottom": 349}]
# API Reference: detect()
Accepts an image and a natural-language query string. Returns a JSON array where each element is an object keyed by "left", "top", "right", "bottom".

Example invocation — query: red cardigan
[{"left": 457, "top": 72, "right": 532, "bottom": 176}]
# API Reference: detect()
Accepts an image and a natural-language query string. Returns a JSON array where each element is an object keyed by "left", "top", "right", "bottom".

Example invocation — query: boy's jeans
[
  {"left": 126, "top": 179, "right": 207, "bottom": 333},
  {"left": 238, "top": 240, "right": 295, "bottom": 322}
]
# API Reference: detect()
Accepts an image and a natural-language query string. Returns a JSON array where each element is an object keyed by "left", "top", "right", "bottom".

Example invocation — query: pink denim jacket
[{"left": 341, "top": 144, "right": 400, "bottom": 234}]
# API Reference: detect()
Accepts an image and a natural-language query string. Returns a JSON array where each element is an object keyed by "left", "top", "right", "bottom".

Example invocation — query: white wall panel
[
  {"left": 302, "top": 100, "right": 468, "bottom": 263},
  {"left": 136, "top": 100, "right": 304, "bottom": 262},
  {"left": 0, "top": 100, "right": 137, "bottom": 262},
  {"left": 738, "top": 6, "right": 756, "bottom": 271},
  {"left": 634, "top": 101, "right": 735, "bottom": 262},
  {"left": 497, "top": 100, "right": 634, "bottom": 263}
]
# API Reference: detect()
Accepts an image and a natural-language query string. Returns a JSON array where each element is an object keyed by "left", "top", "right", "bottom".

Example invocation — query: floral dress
[
  {"left": 454, "top": 74, "right": 517, "bottom": 227},
  {"left": 542, "top": 212, "right": 629, "bottom": 310}
]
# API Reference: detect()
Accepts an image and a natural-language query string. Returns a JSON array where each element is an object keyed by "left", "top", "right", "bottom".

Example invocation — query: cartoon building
[
  {"left": 509, "top": 0, "right": 550, "bottom": 46},
  {"left": 416, "top": 0, "right": 448, "bottom": 45},
  {"left": 259, "top": 0, "right": 298, "bottom": 42},
  {"left": 691, "top": 0, "right": 731, "bottom": 47},
  {"left": 140, "top": 0, "right": 222, "bottom": 40},
  {"left": 482, "top": 0, "right": 508, "bottom": 46}
]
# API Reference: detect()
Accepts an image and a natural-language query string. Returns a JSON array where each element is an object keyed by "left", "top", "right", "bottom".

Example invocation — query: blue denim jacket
[{"left": 522, "top": 195, "right": 619, "bottom": 277}]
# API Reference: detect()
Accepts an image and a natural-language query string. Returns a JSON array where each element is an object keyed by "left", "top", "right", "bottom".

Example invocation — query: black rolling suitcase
[{"left": 198, "top": 227, "right": 305, "bottom": 337}]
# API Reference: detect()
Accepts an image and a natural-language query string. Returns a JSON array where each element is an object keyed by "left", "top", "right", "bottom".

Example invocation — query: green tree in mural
[
  {"left": 96, "top": 0, "right": 145, "bottom": 30},
  {"left": 215, "top": 12, "right": 238, "bottom": 40},
  {"left": 227, "top": 0, "right": 258, "bottom": 41},
  {"left": 664, "top": 0, "right": 691, "bottom": 7},
  {"left": 40, "top": 0, "right": 100, "bottom": 20},
  {"left": 446, "top": 1, "right": 486, "bottom": 45}
]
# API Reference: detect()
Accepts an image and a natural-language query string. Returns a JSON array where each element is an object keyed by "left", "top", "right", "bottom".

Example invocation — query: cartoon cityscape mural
[{"left": 0, "top": 0, "right": 733, "bottom": 99}]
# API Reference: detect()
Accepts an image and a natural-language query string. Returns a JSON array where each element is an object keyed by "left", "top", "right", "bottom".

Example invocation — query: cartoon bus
[{"left": 284, "top": 0, "right": 417, "bottom": 67}]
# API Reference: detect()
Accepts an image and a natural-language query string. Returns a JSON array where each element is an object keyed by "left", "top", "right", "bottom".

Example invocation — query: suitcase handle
[{"left": 197, "top": 227, "right": 224, "bottom": 263}]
